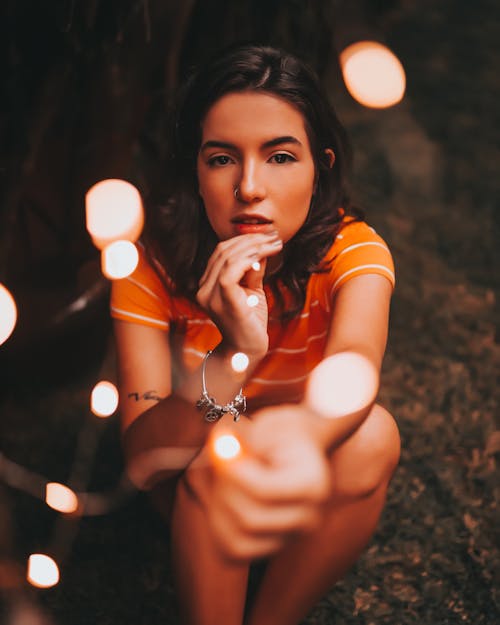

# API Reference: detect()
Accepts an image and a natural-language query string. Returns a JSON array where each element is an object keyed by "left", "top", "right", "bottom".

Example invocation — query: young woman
[{"left": 111, "top": 44, "right": 400, "bottom": 625}]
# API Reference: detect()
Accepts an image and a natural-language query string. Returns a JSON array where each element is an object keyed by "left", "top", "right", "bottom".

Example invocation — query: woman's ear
[
  {"left": 324, "top": 148, "right": 335, "bottom": 168},
  {"left": 314, "top": 149, "right": 335, "bottom": 193}
]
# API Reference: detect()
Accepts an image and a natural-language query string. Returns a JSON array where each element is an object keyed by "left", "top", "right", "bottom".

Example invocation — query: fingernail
[{"left": 271, "top": 238, "right": 283, "bottom": 247}]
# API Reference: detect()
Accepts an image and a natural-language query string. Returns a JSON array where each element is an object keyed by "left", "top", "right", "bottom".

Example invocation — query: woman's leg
[
  {"left": 246, "top": 404, "right": 400, "bottom": 625},
  {"left": 170, "top": 472, "right": 250, "bottom": 625}
]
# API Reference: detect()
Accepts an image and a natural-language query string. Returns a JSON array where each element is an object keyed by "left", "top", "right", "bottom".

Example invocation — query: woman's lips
[
  {"left": 231, "top": 215, "right": 274, "bottom": 235},
  {"left": 233, "top": 222, "right": 275, "bottom": 234}
]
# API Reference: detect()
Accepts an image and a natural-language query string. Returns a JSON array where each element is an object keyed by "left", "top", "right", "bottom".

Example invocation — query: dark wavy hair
[{"left": 145, "top": 43, "right": 362, "bottom": 319}]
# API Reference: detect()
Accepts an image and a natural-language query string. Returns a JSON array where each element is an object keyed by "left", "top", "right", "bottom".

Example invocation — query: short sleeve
[
  {"left": 326, "top": 219, "right": 395, "bottom": 298},
  {"left": 110, "top": 245, "right": 171, "bottom": 331}
]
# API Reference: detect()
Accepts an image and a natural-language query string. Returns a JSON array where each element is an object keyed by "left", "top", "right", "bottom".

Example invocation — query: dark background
[{"left": 0, "top": 1, "right": 499, "bottom": 623}]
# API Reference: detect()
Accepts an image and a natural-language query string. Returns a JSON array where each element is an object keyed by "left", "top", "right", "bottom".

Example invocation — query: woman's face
[{"left": 197, "top": 91, "right": 316, "bottom": 244}]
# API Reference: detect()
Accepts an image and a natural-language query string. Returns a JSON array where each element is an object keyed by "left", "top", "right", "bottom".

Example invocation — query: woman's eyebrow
[
  {"left": 200, "top": 136, "right": 303, "bottom": 152},
  {"left": 262, "top": 136, "right": 302, "bottom": 149},
  {"left": 200, "top": 140, "right": 236, "bottom": 152}
]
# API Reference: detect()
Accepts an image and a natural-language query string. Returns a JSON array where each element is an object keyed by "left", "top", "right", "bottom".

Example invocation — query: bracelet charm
[{"left": 196, "top": 351, "right": 247, "bottom": 422}]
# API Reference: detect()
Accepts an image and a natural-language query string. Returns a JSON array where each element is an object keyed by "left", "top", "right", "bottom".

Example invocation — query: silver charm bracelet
[{"left": 196, "top": 350, "right": 247, "bottom": 422}]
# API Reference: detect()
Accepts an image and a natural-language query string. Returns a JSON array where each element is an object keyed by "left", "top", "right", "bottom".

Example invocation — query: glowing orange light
[
  {"left": 101, "top": 240, "right": 139, "bottom": 280},
  {"left": 231, "top": 352, "right": 249, "bottom": 373},
  {"left": 213, "top": 434, "right": 241, "bottom": 460},
  {"left": 91, "top": 381, "right": 119, "bottom": 417},
  {"left": 340, "top": 41, "right": 406, "bottom": 108},
  {"left": 0, "top": 283, "right": 17, "bottom": 346},
  {"left": 85, "top": 179, "right": 144, "bottom": 249},
  {"left": 45, "top": 482, "right": 78, "bottom": 514},
  {"left": 246, "top": 294, "right": 259, "bottom": 308},
  {"left": 27, "top": 554, "right": 60, "bottom": 588},
  {"left": 305, "top": 352, "right": 378, "bottom": 419}
]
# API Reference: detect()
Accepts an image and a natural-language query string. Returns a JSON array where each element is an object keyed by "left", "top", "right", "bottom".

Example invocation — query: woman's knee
[{"left": 330, "top": 404, "right": 400, "bottom": 499}]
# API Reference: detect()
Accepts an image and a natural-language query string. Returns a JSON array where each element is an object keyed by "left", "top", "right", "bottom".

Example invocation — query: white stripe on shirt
[
  {"left": 299, "top": 299, "right": 319, "bottom": 319},
  {"left": 186, "top": 318, "right": 216, "bottom": 326},
  {"left": 268, "top": 330, "right": 327, "bottom": 355},
  {"left": 337, "top": 241, "right": 390, "bottom": 258},
  {"left": 183, "top": 347, "right": 206, "bottom": 359},
  {"left": 251, "top": 373, "right": 310, "bottom": 386},
  {"left": 111, "top": 307, "right": 169, "bottom": 329},
  {"left": 330, "top": 264, "right": 395, "bottom": 297},
  {"left": 269, "top": 299, "right": 320, "bottom": 323},
  {"left": 125, "top": 277, "right": 163, "bottom": 302}
]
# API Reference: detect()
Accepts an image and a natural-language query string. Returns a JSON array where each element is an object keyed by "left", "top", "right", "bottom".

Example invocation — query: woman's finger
[
  {"left": 222, "top": 491, "right": 323, "bottom": 536},
  {"left": 240, "top": 256, "right": 267, "bottom": 291},
  {"left": 199, "top": 234, "right": 258, "bottom": 286},
  {"left": 199, "top": 231, "right": 280, "bottom": 287},
  {"left": 209, "top": 487, "right": 317, "bottom": 561},
  {"left": 219, "top": 450, "right": 331, "bottom": 506},
  {"left": 199, "top": 237, "right": 282, "bottom": 300}
]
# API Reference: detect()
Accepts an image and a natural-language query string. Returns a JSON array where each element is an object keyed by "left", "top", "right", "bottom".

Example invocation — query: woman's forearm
[
  {"left": 122, "top": 392, "right": 213, "bottom": 489},
  {"left": 304, "top": 347, "right": 382, "bottom": 453},
  {"left": 122, "top": 342, "right": 262, "bottom": 489}
]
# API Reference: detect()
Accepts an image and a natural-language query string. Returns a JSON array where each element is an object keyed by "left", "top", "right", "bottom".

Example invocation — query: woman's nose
[{"left": 236, "top": 161, "right": 266, "bottom": 202}]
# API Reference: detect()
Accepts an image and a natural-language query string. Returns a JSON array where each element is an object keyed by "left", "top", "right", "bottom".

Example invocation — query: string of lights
[
  {"left": 0, "top": 179, "right": 146, "bottom": 596},
  {"left": 0, "top": 39, "right": 405, "bottom": 617}
]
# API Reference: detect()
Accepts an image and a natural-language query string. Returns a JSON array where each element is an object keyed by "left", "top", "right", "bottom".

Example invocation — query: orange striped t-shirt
[{"left": 110, "top": 219, "right": 395, "bottom": 409}]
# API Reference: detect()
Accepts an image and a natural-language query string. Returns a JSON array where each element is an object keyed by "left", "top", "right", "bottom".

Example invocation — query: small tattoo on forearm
[{"left": 128, "top": 390, "right": 165, "bottom": 402}]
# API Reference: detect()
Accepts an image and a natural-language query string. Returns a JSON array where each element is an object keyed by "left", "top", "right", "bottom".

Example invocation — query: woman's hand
[
  {"left": 183, "top": 406, "right": 331, "bottom": 562},
  {"left": 196, "top": 231, "right": 282, "bottom": 356}
]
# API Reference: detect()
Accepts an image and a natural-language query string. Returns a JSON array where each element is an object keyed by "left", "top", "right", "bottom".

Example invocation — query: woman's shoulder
[
  {"left": 113, "top": 242, "right": 171, "bottom": 302},
  {"left": 110, "top": 242, "right": 206, "bottom": 329},
  {"left": 314, "top": 216, "right": 395, "bottom": 297},
  {"left": 323, "top": 216, "right": 391, "bottom": 258}
]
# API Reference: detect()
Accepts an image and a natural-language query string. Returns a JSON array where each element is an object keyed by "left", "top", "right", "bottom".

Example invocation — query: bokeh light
[
  {"left": 340, "top": 41, "right": 406, "bottom": 108},
  {"left": 0, "top": 283, "right": 17, "bottom": 346},
  {"left": 91, "top": 381, "right": 119, "bottom": 417},
  {"left": 45, "top": 482, "right": 79, "bottom": 514},
  {"left": 213, "top": 434, "right": 241, "bottom": 460},
  {"left": 246, "top": 294, "right": 259, "bottom": 308},
  {"left": 85, "top": 179, "right": 144, "bottom": 249},
  {"left": 305, "top": 351, "right": 378, "bottom": 419},
  {"left": 231, "top": 352, "right": 249, "bottom": 373},
  {"left": 27, "top": 554, "right": 60, "bottom": 588},
  {"left": 101, "top": 240, "right": 139, "bottom": 280},
  {"left": 6, "top": 601, "right": 55, "bottom": 625}
]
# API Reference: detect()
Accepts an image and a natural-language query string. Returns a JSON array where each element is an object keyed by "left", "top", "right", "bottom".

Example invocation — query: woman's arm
[
  {"left": 114, "top": 231, "right": 282, "bottom": 489},
  {"left": 180, "top": 273, "right": 393, "bottom": 559},
  {"left": 304, "top": 273, "right": 393, "bottom": 450},
  {"left": 114, "top": 319, "right": 205, "bottom": 489},
  {"left": 114, "top": 318, "right": 256, "bottom": 489},
  {"left": 114, "top": 320, "right": 172, "bottom": 432}
]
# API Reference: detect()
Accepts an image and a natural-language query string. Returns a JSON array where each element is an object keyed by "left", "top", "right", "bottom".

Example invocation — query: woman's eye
[
  {"left": 208, "top": 155, "right": 232, "bottom": 167},
  {"left": 270, "top": 153, "right": 295, "bottom": 164}
]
